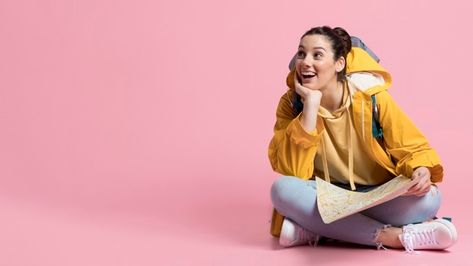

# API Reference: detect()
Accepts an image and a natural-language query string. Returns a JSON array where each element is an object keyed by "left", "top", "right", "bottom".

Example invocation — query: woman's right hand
[
  {"left": 293, "top": 72, "right": 322, "bottom": 133},
  {"left": 293, "top": 73, "right": 322, "bottom": 105}
]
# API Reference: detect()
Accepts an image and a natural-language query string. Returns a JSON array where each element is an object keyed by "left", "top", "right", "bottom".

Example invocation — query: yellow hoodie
[{"left": 268, "top": 47, "right": 444, "bottom": 237}]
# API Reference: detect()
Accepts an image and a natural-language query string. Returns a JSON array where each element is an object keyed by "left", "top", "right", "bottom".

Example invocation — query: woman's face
[{"left": 295, "top": 34, "right": 345, "bottom": 91}]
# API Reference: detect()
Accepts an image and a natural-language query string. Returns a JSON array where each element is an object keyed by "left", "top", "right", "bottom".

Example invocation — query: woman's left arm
[{"left": 375, "top": 90, "right": 444, "bottom": 185}]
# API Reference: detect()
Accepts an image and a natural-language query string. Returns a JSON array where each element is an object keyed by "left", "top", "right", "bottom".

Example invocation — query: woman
[{"left": 268, "top": 26, "right": 457, "bottom": 252}]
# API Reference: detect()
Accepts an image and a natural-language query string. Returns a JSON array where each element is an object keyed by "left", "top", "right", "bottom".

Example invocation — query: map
[{"left": 316, "top": 175, "right": 417, "bottom": 224}]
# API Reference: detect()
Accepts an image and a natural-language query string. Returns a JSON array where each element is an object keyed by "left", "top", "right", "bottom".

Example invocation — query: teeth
[{"left": 302, "top": 72, "right": 316, "bottom": 76}]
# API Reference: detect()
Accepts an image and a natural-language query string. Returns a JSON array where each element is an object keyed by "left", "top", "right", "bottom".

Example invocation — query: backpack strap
[{"left": 371, "top": 94, "right": 383, "bottom": 139}]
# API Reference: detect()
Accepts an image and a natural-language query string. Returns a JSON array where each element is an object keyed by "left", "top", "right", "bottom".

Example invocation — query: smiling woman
[{"left": 267, "top": 26, "right": 457, "bottom": 253}]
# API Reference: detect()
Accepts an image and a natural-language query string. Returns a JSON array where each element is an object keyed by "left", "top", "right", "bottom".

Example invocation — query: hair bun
[{"left": 333, "top": 27, "right": 352, "bottom": 55}]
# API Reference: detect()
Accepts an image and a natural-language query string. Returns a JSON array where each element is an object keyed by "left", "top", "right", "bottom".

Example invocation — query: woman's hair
[{"left": 292, "top": 26, "right": 352, "bottom": 115}]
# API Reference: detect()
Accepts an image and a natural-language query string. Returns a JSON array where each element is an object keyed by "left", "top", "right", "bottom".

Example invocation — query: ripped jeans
[{"left": 270, "top": 176, "right": 442, "bottom": 247}]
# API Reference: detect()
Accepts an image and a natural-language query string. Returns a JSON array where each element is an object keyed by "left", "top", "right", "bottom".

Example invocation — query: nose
[{"left": 302, "top": 55, "right": 312, "bottom": 66}]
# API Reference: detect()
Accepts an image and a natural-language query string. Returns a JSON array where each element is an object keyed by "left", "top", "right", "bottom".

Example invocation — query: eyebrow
[{"left": 298, "top": 45, "right": 326, "bottom": 51}]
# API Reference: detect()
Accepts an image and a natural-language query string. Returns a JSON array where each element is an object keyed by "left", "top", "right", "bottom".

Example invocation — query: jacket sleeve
[
  {"left": 376, "top": 90, "right": 444, "bottom": 183},
  {"left": 268, "top": 90, "right": 324, "bottom": 179}
]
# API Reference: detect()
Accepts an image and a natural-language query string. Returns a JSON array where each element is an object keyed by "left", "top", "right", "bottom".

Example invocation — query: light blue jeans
[{"left": 270, "top": 176, "right": 442, "bottom": 247}]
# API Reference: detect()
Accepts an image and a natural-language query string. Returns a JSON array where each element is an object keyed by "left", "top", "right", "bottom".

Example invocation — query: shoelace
[
  {"left": 376, "top": 242, "right": 388, "bottom": 250},
  {"left": 401, "top": 225, "right": 437, "bottom": 254},
  {"left": 298, "top": 227, "right": 319, "bottom": 247}
]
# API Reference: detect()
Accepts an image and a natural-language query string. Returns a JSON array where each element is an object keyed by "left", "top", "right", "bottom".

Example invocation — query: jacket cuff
[
  {"left": 396, "top": 156, "right": 444, "bottom": 183},
  {"left": 427, "top": 164, "right": 444, "bottom": 183},
  {"left": 285, "top": 113, "right": 323, "bottom": 149}
]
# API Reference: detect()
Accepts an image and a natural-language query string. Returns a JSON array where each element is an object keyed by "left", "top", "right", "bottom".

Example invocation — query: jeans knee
[
  {"left": 270, "top": 176, "right": 292, "bottom": 205},
  {"left": 425, "top": 185, "right": 442, "bottom": 215},
  {"left": 403, "top": 186, "right": 442, "bottom": 224}
]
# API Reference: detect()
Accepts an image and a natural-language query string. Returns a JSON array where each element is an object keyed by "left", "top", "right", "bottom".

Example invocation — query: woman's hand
[
  {"left": 293, "top": 73, "right": 322, "bottom": 133},
  {"left": 294, "top": 73, "right": 322, "bottom": 105},
  {"left": 404, "top": 166, "right": 432, "bottom": 197}
]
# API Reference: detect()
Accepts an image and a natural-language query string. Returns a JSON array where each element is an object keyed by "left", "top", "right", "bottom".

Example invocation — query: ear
[{"left": 335, "top": 56, "right": 346, "bottom": 73}]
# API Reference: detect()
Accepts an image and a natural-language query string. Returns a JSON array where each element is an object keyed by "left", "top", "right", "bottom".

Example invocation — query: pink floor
[{"left": 0, "top": 180, "right": 470, "bottom": 266}]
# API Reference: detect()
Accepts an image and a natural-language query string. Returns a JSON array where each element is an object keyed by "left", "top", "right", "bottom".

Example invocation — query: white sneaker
[
  {"left": 279, "top": 218, "right": 320, "bottom": 247},
  {"left": 399, "top": 218, "right": 458, "bottom": 253}
]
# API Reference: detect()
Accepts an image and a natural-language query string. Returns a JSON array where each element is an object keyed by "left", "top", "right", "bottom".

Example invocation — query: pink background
[{"left": 1, "top": 0, "right": 472, "bottom": 265}]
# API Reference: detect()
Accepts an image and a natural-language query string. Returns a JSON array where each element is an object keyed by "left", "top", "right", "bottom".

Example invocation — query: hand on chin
[{"left": 301, "top": 82, "right": 320, "bottom": 91}]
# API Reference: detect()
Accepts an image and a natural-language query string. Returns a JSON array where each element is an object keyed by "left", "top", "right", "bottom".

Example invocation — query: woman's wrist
[
  {"left": 299, "top": 94, "right": 321, "bottom": 132},
  {"left": 304, "top": 90, "right": 323, "bottom": 106}
]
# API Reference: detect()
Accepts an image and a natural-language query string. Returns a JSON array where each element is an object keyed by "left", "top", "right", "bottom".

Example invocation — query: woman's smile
[{"left": 301, "top": 71, "right": 318, "bottom": 83}]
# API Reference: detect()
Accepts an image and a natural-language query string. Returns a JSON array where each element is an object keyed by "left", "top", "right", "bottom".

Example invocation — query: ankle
[{"left": 375, "top": 227, "right": 403, "bottom": 248}]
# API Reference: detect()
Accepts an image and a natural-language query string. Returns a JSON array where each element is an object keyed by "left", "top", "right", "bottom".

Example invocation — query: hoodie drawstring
[
  {"left": 320, "top": 139, "right": 330, "bottom": 183},
  {"left": 347, "top": 104, "right": 356, "bottom": 191}
]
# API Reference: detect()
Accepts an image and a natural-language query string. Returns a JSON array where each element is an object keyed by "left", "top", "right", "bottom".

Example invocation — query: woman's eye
[
  {"left": 296, "top": 51, "right": 305, "bottom": 58},
  {"left": 314, "top": 53, "right": 323, "bottom": 59}
]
